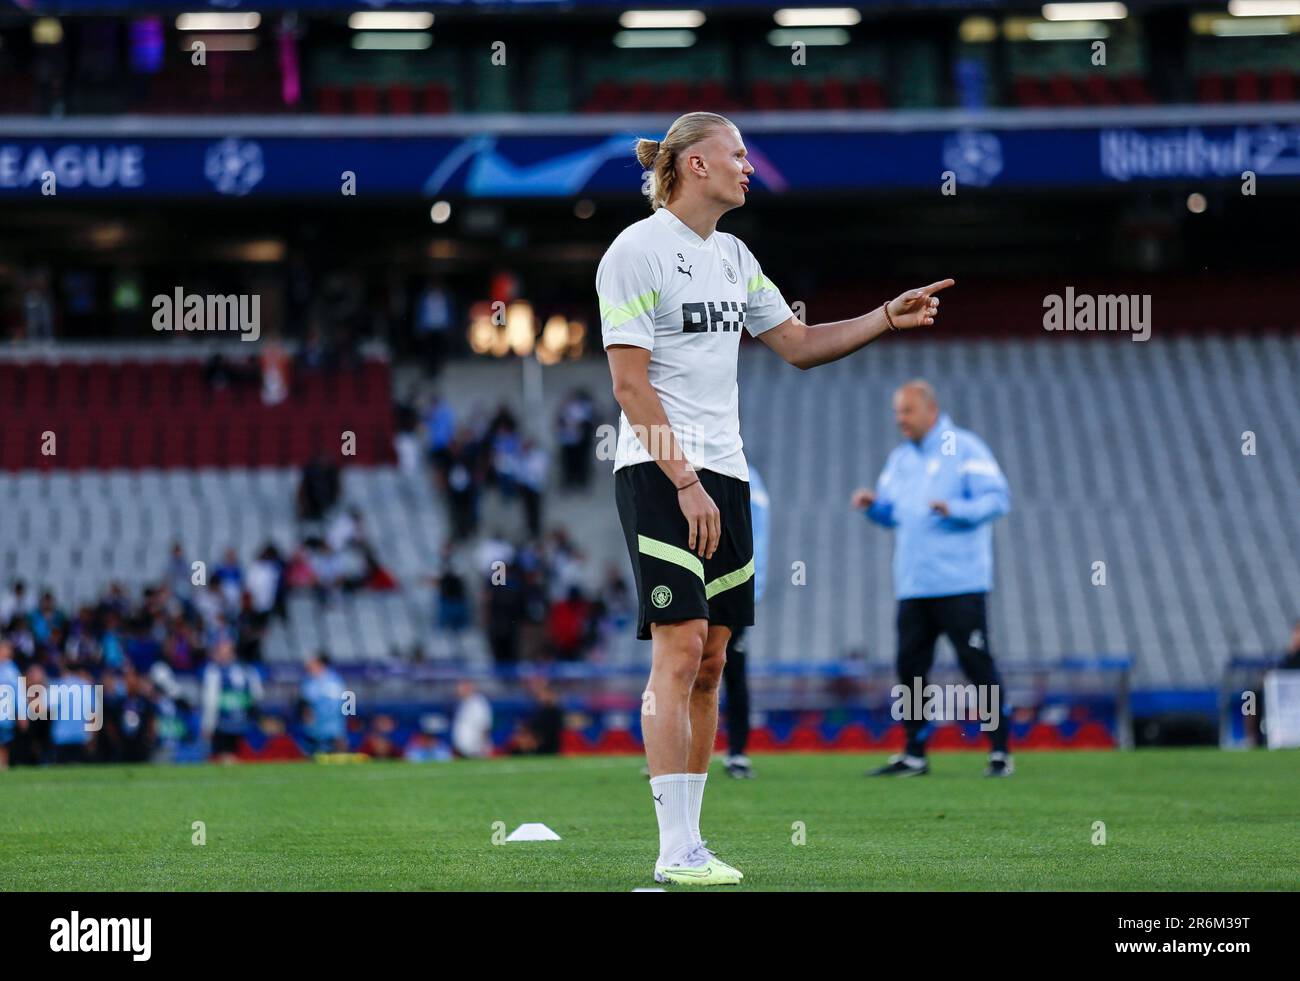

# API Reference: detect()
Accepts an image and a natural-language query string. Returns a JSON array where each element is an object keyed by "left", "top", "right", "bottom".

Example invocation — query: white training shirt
[{"left": 597, "top": 206, "right": 792, "bottom": 481}]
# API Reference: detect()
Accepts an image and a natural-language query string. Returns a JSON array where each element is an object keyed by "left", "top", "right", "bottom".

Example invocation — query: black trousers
[
  {"left": 896, "top": 592, "right": 1009, "bottom": 757},
  {"left": 723, "top": 627, "right": 750, "bottom": 757}
]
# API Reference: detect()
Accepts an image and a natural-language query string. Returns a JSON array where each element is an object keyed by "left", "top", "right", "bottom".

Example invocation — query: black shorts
[{"left": 615, "top": 462, "right": 755, "bottom": 641}]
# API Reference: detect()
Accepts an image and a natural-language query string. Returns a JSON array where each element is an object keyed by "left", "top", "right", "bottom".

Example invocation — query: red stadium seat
[
  {"left": 0, "top": 356, "right": 396, "bottom": 471},
  {"left": 821, "top": 78, "right": 850, "bottom": 110},
  {"left": 85, "top": 363, "right": 115, "bottom": 410},
  {"left": 1117, "top": 75, "right": 1155, "bottom": 105},
  {"left": 787, "top": 79, "right": 814, "bottom": 110},
  {"left": 697, "top": 80, "right": 732, "bottom": 110},
  {"left": 1198, "top": 72, "right": 1226, "bottom": 103},
  {"left": 317, "top": 85, "right": 345, "bottom": 114},
  {"left": 0, "top": 426, "right": 23, "bottom": 471},
  {"left": 1233, "top": 70, "right": 1261, "bottom": 103},
  {"left": 248, "top": 417, "right": 272, "bottom": 467},
  {"left": 362, "top": 360, "right": 388, "bottom": 398},
  {"left": 335, "top": 368, "right": 365, "bottom": 410},
  {"left": 1013, "top": 77, "right": 1046, "bottom": 107},
  {"left": 222, "top": 420, "right": 252, "bottom": 466},
  {"left": 162, "top": 420, "right": 194, "bottom": 468},
  {"left": 388, "top": 84, "right": 415, "bottom": 114},
  {"left": 1047, "top": 74, "right": 1084, "bottom": 106},
  {"left": 1267, "top": 70, "right": 1295, "bottom": 102},
  {"left": 146, "top": 362, "right": 175, "bottom": 411},
  {"left": 627, "top": 81, "right": 654, "bottom": 112},
  {"left": 173, "top": 362, "right": 206, "bottom": 412},
  {"left": 25, "top": 363, "right": 54, "bottom": 411},
  {"left": 99, "top": 421, "right": 131, "bottom": 469},
  {"left": 421, "top": 84, "right": 451, "bottom": 114},
  {"left": 658, "top": 80, "right": 690, "bottom": 112},
  {"left": 115, "top": 362, "right": 148, "bottom": 419},
  {"left": 1082, "top": 74, "right": 1118, "bottom": 106},
  {"left": 751, "top": 80, "right": 780, "bottom": 111},
  {"left": 192, "top": 424, "right": 220, "bottom": 467},
  {"left": 584, "top": 80, "right": 619, "bottom": 113},
  {"left": 296, "top": 370, "right": 328, "bottom": 410},
  {"left": 855, "top": 78, "right": 886, "bottom": 110},
  {"left": 352, "top": 84, "right": 381, "bottom": 115},
  {"left": 289, "top": 419, "right": 318, "bottom": 463},
  {"left": 0, "top": 363, "right": 18, "bottom": 410},
  {"left": 53, "top": 363, "right": 85, "bottom": 409},
  {"left": 127, "top": 422, "right": 158, "bottom": 469}
]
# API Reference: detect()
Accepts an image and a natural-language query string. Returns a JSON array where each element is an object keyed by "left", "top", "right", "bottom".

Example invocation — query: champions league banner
[{"left": 1, "top": 123, "right": 1298, "bottom": 198}]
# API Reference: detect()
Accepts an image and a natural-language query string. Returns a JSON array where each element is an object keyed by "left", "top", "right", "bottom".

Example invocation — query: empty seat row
[
  {"left": 0, "top": 420, "right": 394, "bottom": 471},
  {"left": 581, "top": 77, "right": 888, "bottom": 114},
  {"left": 740, "top": 336, "right": 1300, "bottom": 689},
  {"left": 1197, "top": 70, "right": 1299, "bottom": 104},
  {"left": 1013, "top": 73, "right": 1155, "bottom": 107},
  {"left": 0, "top": 360, "right": 390, "bottom": 412},
  {"left": 315, "top": 83, "right": 453, "bottom": 115}
]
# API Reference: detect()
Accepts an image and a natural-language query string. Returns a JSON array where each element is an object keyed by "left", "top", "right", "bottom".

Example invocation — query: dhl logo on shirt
[{"left": 681, "top": 301, "right": 748, "bottom": 334}]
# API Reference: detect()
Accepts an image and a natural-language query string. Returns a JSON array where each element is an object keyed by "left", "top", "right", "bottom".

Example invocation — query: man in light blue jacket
[{"left": 851, "top": 380, "right": 1013, "bottom": 777}]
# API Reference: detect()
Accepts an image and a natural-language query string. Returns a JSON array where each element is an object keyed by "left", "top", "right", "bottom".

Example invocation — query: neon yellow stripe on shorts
[
  {"left": 637, "top": 535, "right": 705, "bottom": 583},
  {"left": 705, "top": 558, "right": 755, "bottom": 600}
]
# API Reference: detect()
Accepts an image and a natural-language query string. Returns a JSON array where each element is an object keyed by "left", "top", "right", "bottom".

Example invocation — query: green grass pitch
[{"left": 2, "top": 749, "right": 1296, "bottom": 891}]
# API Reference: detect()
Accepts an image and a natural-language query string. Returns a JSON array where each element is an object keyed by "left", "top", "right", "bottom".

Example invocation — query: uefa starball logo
[
  {"left": 942, "top": 130, "right": 1003, "bottom": 188},
  {"left": 204, "top": 137, "right": 264, "bottom": 196}
]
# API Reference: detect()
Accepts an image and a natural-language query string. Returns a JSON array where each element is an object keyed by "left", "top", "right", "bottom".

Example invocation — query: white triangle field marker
[{"left": 506, "top": 822, "right": 561, "bottom": 842}]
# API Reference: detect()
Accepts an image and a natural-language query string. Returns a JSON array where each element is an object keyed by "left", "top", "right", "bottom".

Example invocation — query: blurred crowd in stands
[
  {"left": 406, "top": 390, "right": 598, "bottom": 541},
  {"left": 395, "top": 386, "right": 635, "bottom": 666},
  {"left": 0, "top": 374, "right": 632, "bottom": 766}
]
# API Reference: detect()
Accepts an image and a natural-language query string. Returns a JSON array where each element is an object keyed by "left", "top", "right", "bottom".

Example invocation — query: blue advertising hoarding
[{"left": 1, "top": 119, "right": 1298, "bottom": 198}]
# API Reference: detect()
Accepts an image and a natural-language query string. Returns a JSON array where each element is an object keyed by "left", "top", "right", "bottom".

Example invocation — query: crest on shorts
[
  {"left": 721, "top": 258, "right": 738, "bottom": 284},
  {"left": 651, "top": 585, "right": 673, "bottom": 609}
]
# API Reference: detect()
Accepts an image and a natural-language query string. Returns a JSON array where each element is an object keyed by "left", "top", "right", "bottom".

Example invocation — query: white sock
[
  {"left": 685, "top": 772, "right": 708, "bottom": 845},
  {"left": 649, "top": 774, "right": 695, "bottom": 867}
]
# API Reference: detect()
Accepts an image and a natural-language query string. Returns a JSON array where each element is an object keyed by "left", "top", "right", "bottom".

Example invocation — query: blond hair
[{"left": 634, "top": 112, "right": 738, "bottom": 211}]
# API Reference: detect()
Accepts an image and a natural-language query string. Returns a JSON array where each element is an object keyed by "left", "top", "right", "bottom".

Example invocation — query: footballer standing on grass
[{"left": 597, "top": 111, "right": 955, "bottom": 886}]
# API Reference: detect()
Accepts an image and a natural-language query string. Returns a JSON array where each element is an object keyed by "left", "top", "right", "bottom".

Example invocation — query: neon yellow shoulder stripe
[
  {"left": 746, "top": 274, "right": 778, "bottom": 294},
  {"left": 600, "top": 289, "right": 659, "bottom": 328}
]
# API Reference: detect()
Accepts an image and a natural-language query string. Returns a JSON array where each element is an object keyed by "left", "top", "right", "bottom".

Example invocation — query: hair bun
[{"left": 634, "top": 138, "right": 662, "bottom": 170}]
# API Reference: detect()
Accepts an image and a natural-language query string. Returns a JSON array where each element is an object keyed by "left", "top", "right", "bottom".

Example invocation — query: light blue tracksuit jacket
[{"left": 864, "top": 414, "right": 1010, "bottom": 601}]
